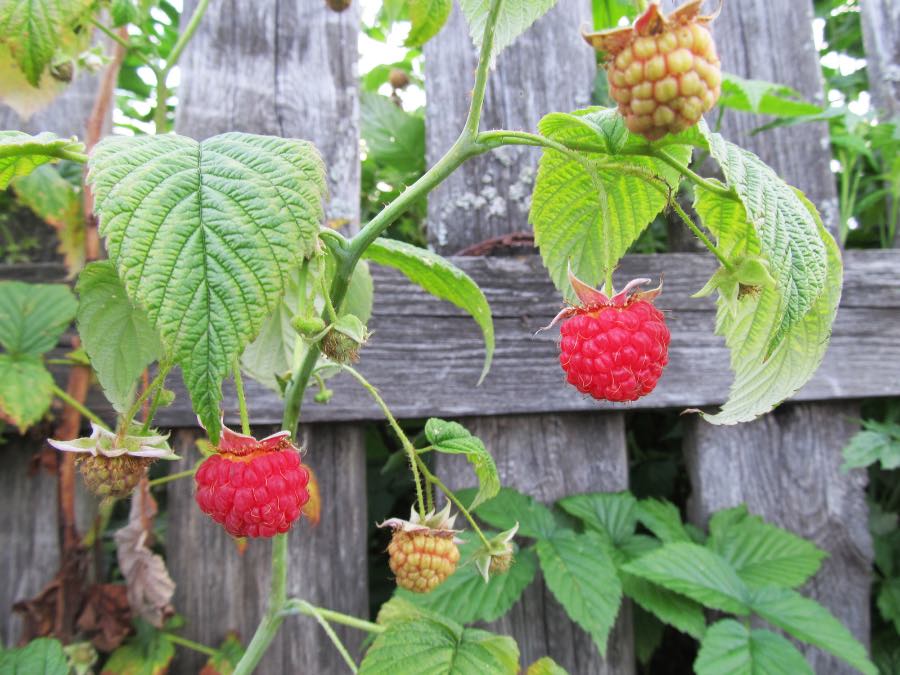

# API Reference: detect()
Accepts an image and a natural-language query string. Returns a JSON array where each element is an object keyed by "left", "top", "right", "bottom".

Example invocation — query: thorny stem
[
  {"left": 51, "top": 384, "right": 110, "bottom": 431},
  {"left": 415, "top": 458, "right": 492, "bottom": 550},
  {"left": 166, "top": 633, "right": 219, "bottom": 658},
  {"left": 342, "top": 366, "right": 427, "bottom": 519},
  {"left": 233, "top": 358, "right": 251, "bottom": 435},
  {"left": 668, "top": 198, "right": 735, "bottom": 270}
]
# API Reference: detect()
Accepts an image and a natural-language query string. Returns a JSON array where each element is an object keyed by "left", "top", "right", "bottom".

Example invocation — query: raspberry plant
[{"left": 0, "top": 0, "right": 876, "bottom": 673}]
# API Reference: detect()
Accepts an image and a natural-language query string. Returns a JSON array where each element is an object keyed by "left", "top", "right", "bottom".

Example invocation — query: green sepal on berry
[
  {"left": 472, "top": 523, "right": 519, "bottom": 582},
  {"left": 320, "top": 314, "right": 369, "bottom": 364},
  {"left": 693, "top": 255, "right": 777, "bottom": 316}
]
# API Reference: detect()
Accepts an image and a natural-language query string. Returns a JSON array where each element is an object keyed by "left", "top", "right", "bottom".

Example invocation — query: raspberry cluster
[
  {"left": 388, "top": 530, "right": 461, "bottom": 593},
  {"left": 559, "top": 299, "right": 670, "bottom": 402},
  {"left": 194, "top": 427, "right": 311, "bottom": 538}
]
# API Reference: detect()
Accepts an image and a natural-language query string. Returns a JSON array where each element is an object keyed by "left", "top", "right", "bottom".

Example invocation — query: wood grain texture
[
  {"left": 5, "top": 248, "right": 900, "bottom": 426},
  {"left": 165, "top": 425, "right": 368, "bottom": 672},
  {"left": 424, "top": 0, "right": 595, "bottom": 253},
  {"left": 426, "top": 3, "right": 633, "bottom": 671},
  {"left": 685, "top": 403, "right": 871, "bottom": 672},
  {"left": 860, "top": 0, "right": 900, "bottom": 120},
  {"left": 168, "top": 3, "right": 367, "bottom": 673},
  {"left": 678, "top": 2, "right": 872, "bottom": 670}
]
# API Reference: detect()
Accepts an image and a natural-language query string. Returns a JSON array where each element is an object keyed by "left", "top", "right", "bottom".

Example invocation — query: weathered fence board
[
  {"left": 678, "top": 1, "right": 872, "bottom": 671},
  {"left": 427, "top": 2, "right": 634, "bottom": 672},
  {"left": 166, "top": 2, "right": 367, "bottom": 672},
  {"left": 861, "top": 0, "right": 900, "bottom": 120}
]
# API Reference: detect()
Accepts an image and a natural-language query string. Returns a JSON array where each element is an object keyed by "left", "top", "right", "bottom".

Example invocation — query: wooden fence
[{"left": 1, "top": 1, "right": 899, "bottom": 673}]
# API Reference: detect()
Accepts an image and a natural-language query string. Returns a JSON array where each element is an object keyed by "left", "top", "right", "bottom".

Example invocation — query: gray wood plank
[
  {"left": 861, "top": 0, "right": 900, "bottom": 120},
  {"left": 678, "top": 2, "right": 872, "bottom": 670},
  {"left": 426, "top": 2, "right": 633, "bottom": 671},
  {"left": 7, "top": 249, "right": 900, "bottom": 425},
  {"left": 167, "top": 2, "right": 367, "bottom": 672}
]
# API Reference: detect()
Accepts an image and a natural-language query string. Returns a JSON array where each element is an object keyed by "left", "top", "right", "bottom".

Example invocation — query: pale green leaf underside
[
  {"left": 459, "top": 0, "right": 559, "bottom": 63},
  {"left": 425, "top": 418, "right": 499, "bottom": 510},
  {"left": 531, "top": 107, "right": 691, "bottom": 293},
  {"left": 695, "top": 620, "right": 812, "bottom": 675},
  {"left": 406, "top": 0, "right": 452, "bottom": 47},
  {"left": 76, "top": 261, "right": 163, "bottom": 413},
  {"left": 694, "top": 186, "right": 841, "bottom": 424},
  {"left": 0, "top": 353, "right": 54, "bottom": 431},
  {"left": 359, "top": 617, "right": 519, "bottom": 675},
  {"left": 88, "top": 132, "right": 326, "bottom": 440},
  {"left": 363, "top": 237, "right": 494, "bottom": 382},
  {"left": 622, "top": 542, "right": 751, "bottom": 615},
  {"left": 0, "top": 280, "right": 76, "bottom": 356},
  {"left": 399, "top": 534, "right": 537, "bottom": 624},
  {"left": 537, "top": 530, "right": 622, "bottom": 657},
  {"left": 749, "top": 587, "right": 877, "bottom": 675},
  {"left": 700, "top": 125, "right": 828, "bottom": 353},
  {"left": 0, "top": 131, "right": 84, "bottom": 189}
]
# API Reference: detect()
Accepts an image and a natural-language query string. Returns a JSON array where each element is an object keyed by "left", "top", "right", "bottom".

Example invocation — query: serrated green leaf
[
  {"left": 0, "top": 0, "right": 92, "bottom": 86},
  {"left": 635, "top": 499, "right": 691, "bottom": 544},
  {"left": 101, "top": 619, "right": 175, "bottom": 675},
  {"left": 842, "top": 421, "right": 900, "bottom": 471},
  {"left": 749, "top": 587, "right": 876, "bottom": 675},
  {"left": 0, "top": 131, "right": 84, "bottom": 189},
  {"left": 0, "top": 637, "right": 68, "bottom": 675},
  {"left": 878, "top": 578, "right": 900, "bottom": 634},
  {"left": 699, "top": 124, "right": 829, "bottom": 354},
  {"left": 425, "top": 418, "right": 499, "bottom": 509},
  {"left": 110, "top": 0, "right": 140, "bottom": 26},
  {"left": 362, "top": 237, "right": 494, "bottom": 382},
  {"left": 399, "top": 534, "right": 537, "bottom": 624},
  {"left": 557, "top": 491, "right": 637, "bottom": 546},
  {"left": 88, "top": 132, "right": 327, "bottom": 441},
  {"left": 201, "top": 633, "right": 245, "bottom": 675},
  {"left": 376, "top": 596, "right": 430, "bottom": 627},
  {"left": 621, "top": 542, "right": 751, "bottom": 615},
  {"left": 359, "top": 617, "right": 519, "bottom": 675},
  {"left": 537, "top": 530, "right": 622, "bottom": 656},
  {"left": 0, "top": 353, "right": 54, "bottom": 431},
  {"left": 459, "top": 0, "right": 559, "bottom": 63},
  {"left": 361, "top": 92, "right": 425, "bottom": 171},
  {"left": 531, "top": 107, "right": 691, "bottom": 292},
  {"left": 719, "top": 73, "right": 823, "bottom": 118},
  {"left": 526, "top": 656, "right": 569, "bottom": 675},
  {"left": 620, "top": 571, "right": 706, "bottom": 639},
  {"left": 707, "top": 505, "right": 826, "bottom": 589},
  {"left": 76, "top": 261, "right": 163, "bottom": 414},
  {"left": 406, "top": 0, "right": 451, "bottom": 46},
  {"left": 468, "top": 487, "right": 557, "bottom": 539},
  {"left": 692, "top": 184, "right": 841, "bottom": 424},
  {"left": 694, "top": 619, "right": 812, "bottom": 675},
  {"left": 0, "top": 280, "right": 76, "bottom": 356}
]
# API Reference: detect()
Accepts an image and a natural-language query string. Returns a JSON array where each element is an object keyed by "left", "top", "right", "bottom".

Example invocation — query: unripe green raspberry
[
  {"left": 77, "top": 454, "right": 151, "bottom": 498},
  {"left": 321, "top": 329, "right": 361, "bottom": 364},
  {"left": 585, "top": 0, "right": 721, "bottom": 140}
]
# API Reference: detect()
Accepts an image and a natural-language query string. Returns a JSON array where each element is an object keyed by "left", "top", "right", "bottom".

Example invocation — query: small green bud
[
  {"left": 291, "top": 315, "right": 327, "bottom": 337},
  {"left": 157, "top": 388, "right": 176, "bottom": 407},
  {"left": 314, "top": 388, "right": 334, "bottom": 404}
]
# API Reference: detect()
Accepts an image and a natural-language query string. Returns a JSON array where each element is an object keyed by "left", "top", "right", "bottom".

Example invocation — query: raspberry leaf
[
  {"left": 536, "top": 529, "right": 623, "bottom": 657},
  {"left": 694, "top": 620, "right": 812, "bottom": 675},
  {"left": 841, "top": 420, "right": 900, "bottom": 471},
  {"left": 748, "top": 587, "right": 877, "bottom": 675},
  {"left": 0, "top": 280, "right": 76, "bottom": 356},
  {"left": 531, "top": 107, "right": 692, "bottom": 295},
  {"left": 88, "top": 133, "right": 327, "bottom": 442},
  {"left": 0, "top": 131, "right": 85, "bottom": 188},
  {"left": 707, "top": 505, "right": 826, "bottom": 589},
  {"left": 635, "top": 498, "right": 693, "bottom": 544},
  {"left": 425, "top": 418, "right": 499, "bottom": 510},
  {"left": 691, "top": 184, "right": 841, "bottom": 424},
  {"left": 398, "top": 533, "right": 538, "bottom": 624},
  {"left": 699, "top": 123, "right": 829, "bottom": 355},
  {"left": 464, "top": 487, "right": 558, "bottom": 539},
  {"left": 621, "top": 571, "right": 707, "bottom": 639},
  {"left": 525, "top": 657, "right": 568, "bottom": 675},
  {"left": 719, "top": 73, "right": 823, "bottom": 118},
  {"left": 362, "top": 237, "right": 494, "bottom": 383},
  {"left": 621, "top": 542, "right": 752, "bottom": 615},
  {"left": 101, "top": 618, "right": 175, "bottom": 675},
  {"left": 406, "top": 0, "right": 452, "bottom": 47},
  {"left": 77, "top": 261, "right": 163, "bottom": 414},
  {"left": 0, "top": 637, "right": 68, "bottom": 674},
  {"left": 459, "top": 0, "right": 559, "bottom": 64},
  {"left": 359, "top": 617, "right": 519, "bottom": 675},
  {"left": 557, "top": 491, "right": 638, "bottom": 546}
]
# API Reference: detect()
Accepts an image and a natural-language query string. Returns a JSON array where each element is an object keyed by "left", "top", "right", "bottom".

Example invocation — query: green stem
[
  {"left": 464, "top": 0, "right": 504, "bottom": 136},
  {"left": 140, "top": 385, "right": 166, "bottom": 434},
  {"left": 415, "top": 457, "right": 491, "bottom": 550},
  {"left": 122, "top": 364, "right": 171, "bottom": 432},
  {"left": 164, "top": 0, "right": 209, "bottom": 72},
  {"left": 669, "top": 199, "right": 734, "bottom": 270},
  {"left": 281, "top": 599, "right": 385, "bottom": 633},
  {"left": 51, "top": 384, "right": 110, "bottom": 431},
  {"left": 343, "top": 366, "right": 426, "bottom": 519},
  {"left": 166, "top": 633, "right": 218, "bottom": 658},
  {"left": 90, "top": 17, "right": 130, "bottom": 50},
  {"left": 81, "top": 496, "right": 115, "bottom": 547},
  {"left": 153, "top": 66, "right": 169, "bottom": 134},
  {"left": 286, "top": 600, "right": 359, "bottom": 673},
  {"left": 233, "top": 358, "right": 251, "bottom": 435},
  {"left": 148, "top": 466, "right": 197, "bottom": 489},
  {"left": 649, "top": 148, "right": 737, "bottom": 200}
]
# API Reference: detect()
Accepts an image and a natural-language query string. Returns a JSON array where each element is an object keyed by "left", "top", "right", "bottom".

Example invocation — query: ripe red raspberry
[
  {"left": 547, "top": 272, "right": 669, "bottom": 402},
  {"left": 380, "top": 505, "right": 462, "bottom": 593},
  {"left": 195, "top": 424, "right": 310, "bottom": 538},
  {"left": 584, "top": 0, "right": 721, "bottom": 140}
]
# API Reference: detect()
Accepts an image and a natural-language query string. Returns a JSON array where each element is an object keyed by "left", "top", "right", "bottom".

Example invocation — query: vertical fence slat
[
  {"left": 167, "top": 2, "right": 366, "bottom": 672},
  {"left": 0, "top": 66, "right": 107, "bottom": 644},
  {"left": 680, "top": 2, "right": 872, "bottom": 671},
  {"left": 860, "top": 0, "right": 900, "bottom": 120},
  {"left": 425, "top": 3, "right": 635, "bottom": 671}
]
